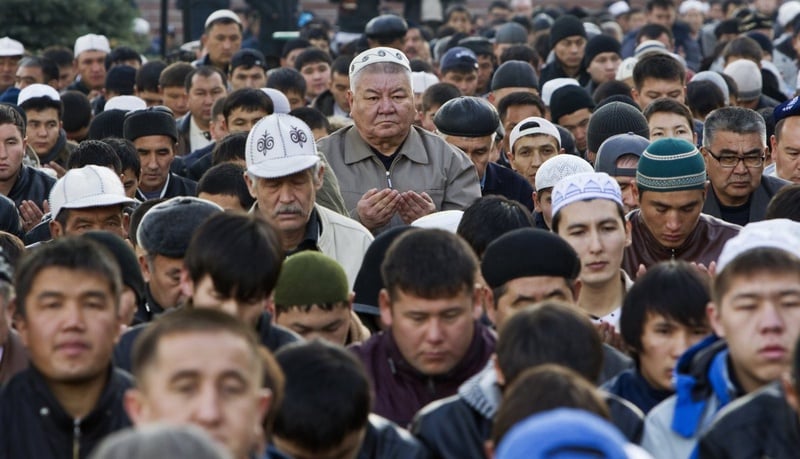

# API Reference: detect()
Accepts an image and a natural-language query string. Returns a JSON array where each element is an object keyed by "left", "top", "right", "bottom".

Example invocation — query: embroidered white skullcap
[
  {"left": 534, "top": 154, "right": 593, "bottom": 192},
  {"left": 349, "top": 47, "right": 411, "bottom": 78},
  {"left": 716, "top": 219, "right": 800, "bottom": 272},
  {"left": 551, "top": 172, "right": 622, "bottom": 218}
]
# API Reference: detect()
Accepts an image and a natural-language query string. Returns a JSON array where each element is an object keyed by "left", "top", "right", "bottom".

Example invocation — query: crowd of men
[{"left": 2, "top": 0, "right": 800, "bottom": 457}]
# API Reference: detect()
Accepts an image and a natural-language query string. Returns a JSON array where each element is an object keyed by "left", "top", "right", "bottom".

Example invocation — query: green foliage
[{"left": 0, "top": 0, "right": 139, "bottom": 53}]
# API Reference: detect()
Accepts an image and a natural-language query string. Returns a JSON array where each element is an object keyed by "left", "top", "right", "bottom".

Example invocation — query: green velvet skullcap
[
  {"left": 274, "top": 251, "right": 350, "bottom": 306},
  {"left": 636, "top": 138, "right": 706, "bottom": 192}
]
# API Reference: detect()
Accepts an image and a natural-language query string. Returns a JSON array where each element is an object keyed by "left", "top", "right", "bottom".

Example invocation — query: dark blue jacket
[{"left": 482, "top": 162, "right": 534, "bottom": 211}]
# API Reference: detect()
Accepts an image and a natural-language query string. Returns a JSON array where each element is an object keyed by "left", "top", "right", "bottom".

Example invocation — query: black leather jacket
[{"left": 357, "top": 414, "right": 431, "bottom": 459}]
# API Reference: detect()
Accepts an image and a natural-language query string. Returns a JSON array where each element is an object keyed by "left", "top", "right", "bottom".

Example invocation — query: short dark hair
[
  {"left": 293, "top": 48, "right": 332, "bottom": 72},
  {"left": 211, "top": 132, "right": 247, "bottom": 166},
  {"left": 273, "top": 340, "right": 371, "bottom": 451},
  {"left": 642, "top": 97, "right": 694, "bottom": 128},
  {"left": 713, "top": 248, "right": 800, "bottom": 305},
  {"left": 14, "top": 237, "right": 122, "bottom": 318},
  {"left": 281, "top": 38, "right": 311, "bottom": 59},
  {"left": 491, "top": 364, "right": 610, "bottom": 446},
  {"left": 222, "top": 88, "right": 273, "bottom": 122},
  {"left": 593, "top": 80, "right": 633, "bottom": 105},
  {"left": 421, "top": 82, "right": 460, "bottom": 113},
  {"left": 382, "top": 229, "right": 477, "bottom": 300},
  {"left": 131, "top": 308, "right": 263, "bottom": 385},
  {"left": 445, "top": 3, "right": 472, "bottom": 21},
  {"left": 136, "top": 60, "right": 167, "bottom": 93},
  {"left": 766, "top": 184, "right": 800, "bottom": 221},
  {"left": 197, "top": 162, "right": 254, "bottom": 210},
  {"left": 686, "top": 80, "right": 725, "bottom": 120},
  {"left": 267, "top": 68, "right": 307, "bottom": 98},
  {"left": 184, "top": 66, "right": 227, "bottom": 93},
  {"left": 107, "top": 46, "right": 142, "bottom": 69},
  {"left": 496, "top": 302, "right": 603, "bottom": 384},
  {"left": 646, "top": 0, "right": 676, "bottom": 12},
  {"left": 331, "top": 54, "right": 352, "bottom": 76},
  {"left": 620, "top": 261, "right": 709, "bottom": 359},
  {"left": 159, "top": 62, "right": 194, "bottom": 89},
  {"left": 289, "top": 107, "right": 331, "bottom": 134},
  {"left": 635, "top": 23, "right": 673, "bottom": 45},
  {"left": 66, "top": 140, "right": 122, "bottom": 174},
  {"left": 61, "top": 91, "right": 92, "bottom": 133},
  {"left": 457, "top": 195, "right": 534, "bottom": 258},
  {"left": 185, "top": 212, "right": 282, "bottom": 303},
  {"left": 0, "top": 104, "right": 26, "bottom": 137},
  {"left": 103, "top": 137, "right": 141, "bottom": 179},
  {"left": 633, "top": 54, "right": 685, "bottom": 90},
  {"left": 497, "top": 91, "right": 545, "bottom": 122},
  {"left": 41, "top": 45, "right": 73, "bottom": 67},
  {"left": 722, "top": 36, "right": 762, "bottom": 64},
  {"left": 499, "top": 45, "right": 540, "bottom": 68}
]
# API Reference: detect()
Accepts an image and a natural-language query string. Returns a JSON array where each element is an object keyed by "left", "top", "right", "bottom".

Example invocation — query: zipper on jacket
[
  {"left": 386, "top": 170, "right": 393, "bottom": 189},
  {"left": 72, "top": 418, "right": 81, "bottom": 459}
]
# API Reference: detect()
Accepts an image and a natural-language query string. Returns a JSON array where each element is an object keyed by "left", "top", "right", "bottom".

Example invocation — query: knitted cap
[
  {"left": 481, "top": 228, "right": 581, "bottom": 288},
  {"left": 723, "top": 59, "right": 762, "bottom": 102},
  {"left": 583, "top": 35, "right": 621, "bottom": 67},
  {"left": 636, "top": 138, "right": 706, "bottom": 192},
  {"left": 549, "top": 85, "right": 595, "bottom": 124},
  {"left": 549, "top": 15, "right": 586, "bottom": 49},
  {"left": 491, "top": 60, "right": 539, "bottom": 91},
  {"left": 274, "top": 251, "right": 350, "bottom": 306},
  {"left": 551, "top": 171, "right": 623, "bottom": 218},
  {"left": 534, "top": 154, "right": 594, "bottom": 192},
  {"left": 586, "top": 101, "right": 649, "bottom": 153}
]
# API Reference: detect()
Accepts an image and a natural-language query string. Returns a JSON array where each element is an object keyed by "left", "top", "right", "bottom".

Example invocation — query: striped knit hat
[{"left": 636, "top": 138, "right": 706, "bottom": 192}]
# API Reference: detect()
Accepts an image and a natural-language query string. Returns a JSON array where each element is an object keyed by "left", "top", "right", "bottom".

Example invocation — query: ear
[
  {"left": 122, "top": 213, "right": 131, "bottom": 239},
  {"left": 9, "top": 299, "right": 27, "bottom": 346},
  {"left": 123, "top": 388, "right": 147, "bottom": 425},
  {"left": 178, "top": 268, "right": 194, "bottom": 300},
  {"left": 484, "top": 284, "right": 497, "bottom": 325},
  {"left": 484, "top": 440, "right": 496, "bottom": 459},
  {"left": 139, "top": 254, "right": 152, "bottom": 283},
  {"left": 471, "top": 285, "right": 483, "bottom": 321},
  {"left": 707, "top": 301, "right": 725, "bottom": 338},
  {"left": 346, "top": 89, "right": 354, "bottom": 108},
  {"left": 632, "top": 181, "right": 640, "bottom": 203},
  {"left": 243, "top": 171, "right": 258, "bottom": 199},
  {"left": 347, "top": 292, "right": 356, "bottom": 310},
  {"left": 379, "top": 289, "right": 394, "bottom": 328},
  {"left": 256, "top": 387, "right": 273, "bottom": 423},
  {"left": 49, "top": 219, "right": 64, "bottom": 239},
  {"left": 200, "top": 33, "right": 208, "bottom": 49},
  {"left": 315, "top": 163, "right": 325, "bottom": 191},
  {"left": 631, "top": 87, "right": 641, "bottom": 107},
  {"left": 570, "top": 279, "right": 581, "bottom": 304},
  {"left": 783, "top": 372, "right": 799, "bottom": 413},
  {"left": 624, "top": 219, "right": 632, "bottom": 247},
  {"left": 533, "top": 191, "right": 541, "bottom": 213},
  {"left": 264, "top": 295, "right": 276, "bottom": 318}
]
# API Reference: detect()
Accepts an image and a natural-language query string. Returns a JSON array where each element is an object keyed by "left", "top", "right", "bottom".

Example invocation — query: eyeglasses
[{"left": 704, "top": 148, "right": 764, "bottom": 168}]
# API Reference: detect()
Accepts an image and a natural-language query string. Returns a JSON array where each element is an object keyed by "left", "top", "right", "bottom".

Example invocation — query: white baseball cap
[
  {"left": 17, "top": 84, "right": 60, "bottom": 106},
  {"left": 245, "top": 114, "right": 319, "bottom": 179},
  {"left": 0, "top": 37, "right": 24, "bottom": 57},
  {"left": 49, "top": 165, "right": 134, "bottom": 219},
  {"left": 509, "top": 116, "right": 561, "bottom": 154},
  {"left": 74, "top": 34, "right": 111, "bottom": 57}
]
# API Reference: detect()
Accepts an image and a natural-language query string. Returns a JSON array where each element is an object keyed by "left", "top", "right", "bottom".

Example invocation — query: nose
[
  {"left": 588, "top": 228, "right": 603, "bottom": 253},
  {"left": 732, "top": 157, "right": 749, "bottom": 175},
  {"left": 192, "top": 385, "right": 223, "bottom": 427},
  {"left": 377, "top": 95, "right": 395, "bottom": 113},
  {"left": 424, "top": 318, "right": 445, "bottom": 344},
  {"left": 62, "top": 302, "right": 88, "bottom": 331},
  {"left": 278, "top": 182, "right": 294, "bottom": 203},
  {"left": 665, "top": 211, "right": 682, "bottom": 231},
  {"left": 759, "top": 302, "right": 785, "bottom": 334}
]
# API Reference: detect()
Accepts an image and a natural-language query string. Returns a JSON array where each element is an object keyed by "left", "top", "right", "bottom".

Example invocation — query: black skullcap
[
  {"left": 137, "top": 196, "right": 223, "bottom": 258},
  {"left": 88, "top": 109, "right": 126, "bottom": 140},
  {"left": 365, "top": 14, "right": 408, "bottom": 40},
  {"left": 105, "top": 65, "right": 136, "bottom": 95},
  {"left": 231, "top": 48, "right": 266, "bottom": 70},
  {"left": 586, "top": 101, "right": 649, "bottom": 153},
  {"left": 549, "top": 85, "right": 595, "bottom": 124},
  {"left": 123, "top": 106, "right": 178, "bottom": 142},
  {"left": 83, "top": 231, "right": 145, "bottom": 304},
  {"left": 459, "top": 36, "right": 493, "bottom": 56},
  {"left": 434, "top": 96, "right": 500, "bottom": 137},
  {"left": 491, "top": 60, "right": 538, "bottom": 91},
  {"left": 353, "top": 226, "right": 416, "bottom": 316},
  {"left": 583, "top": 34, "right": 620, "bottom": 67},
  {"left": 481, "top": 228, "right": 581, "bottom": 288},
  {"left": 494, "top": 22, "right": 528, "bottom": 44},
  {"left": 549, "top": 15, "right": 586, "bottom": 49}
]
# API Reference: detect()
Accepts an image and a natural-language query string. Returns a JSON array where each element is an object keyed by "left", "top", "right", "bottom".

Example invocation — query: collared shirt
[
  {"left": 286, "top": 207, "right": 322, "bottom": 256},
  {"left": 189, "top": 116, "right": 212, "bottom": 152},
  {"left": 138, "top": 172, "right": 171, "bottom": 201}
]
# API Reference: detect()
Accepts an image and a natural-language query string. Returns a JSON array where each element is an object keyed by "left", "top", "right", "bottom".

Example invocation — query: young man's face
[
  {"left": 300, "top": 61, "right": 331, "bottom": 99},
  {"left": 50, "top": 205, "right": 127, "bottom": 239},
  {"left": 0, "top": 122, "right": 25, "bottom": 183},
  {"left": 230, "top": 66, "right": 266, "bottom": 90},
  {"left": 187, "top": 73, "right": 227, "bottom": 127},
  {"left": 160, "top": 85, "right": 189, "bottom": 119},
  {"left": 636, "top": 188, "right": 705, "bottom": 248},
  {"left": 136, "top": 89, "right": 163, "bottom": 107},
  {"left": 501, "top": 103, "right": 543, "bottom": 152},
  {"left": 185, "top": 274, "right": 266, "bottom": 328},
  {"left": 587, "top": 52, "right": 621, "bottom": 84},
  {"left": 285, "top": 90, "right": 306, "bottom": 111},
  {"left": 74, "top": 50, "right": 107, "bottom": 90},
  {"left": 141, "top": 254, "right": 185, "bottom": 310},
  {"left": 710, "top": 270, "right": 800, "bottom": 393},
  {"left": 638, "top": 312, "right": 709, "bottom": 391},
  {"left": 121, "top": 167, "right": 139, "bottom": 199},
  {"left": 492, "top": 276, "right": 575, "bottom": 328},
  {"left": 225, "top": 107, "right": 269, "bottom": 134},
  {"left": 647, "top": 5, "right": 677, "bottom": 27},
  {"left": 553, "top": 36, "right": 587, "bottom": 70},
  {"left": 330, "top": 72, "right": 350, "bottom": 112},
  {"left": 534, "top": 188, "right": 554, "bottom": 227},
  {"left": 25, "top": 108, "right": 61, "bottom": 156},
  {"left": 556, "top": 199, "right": 630, "bottom": 288},
  {"left": 557, "top": 108, "right": 591, "bottom": 152},
  {"left": 379, "top": 287, "right": 478, "bottom": 376},
  {"left": 648, "top": 111, "right": 694, "bottom": 143},
  {"left": 135, "top": 135, "right": 175, "bottom": 193},
  {"left": 632, "top": 78, "right": 685, "bottom": 109},
  {"left": 421, "top": 103, "right": 441, "bottom": 132},
  {"left": 203, "top": 22, "right": 242, "bottom": 68},
  {"left": 447, "top": 11, "right": 472, "bottom": 33},
  {"left": 125, "top": 330, "right": 270, "bottom": 459},
  {"left": 16, "top": 267, "right": 119, "bottom": 385},
  {"left": 282, "top": 48, "right": 307, "bottom": 70},
  {"left": 440, "top": 70, "right": 479, "bottom": 96},
  {"left": 444, "top": 134, "right": 494, "bottom": 180},
  {"left": 0, "top": 56, "right": 21, "bottom": 91},
  {"left": 275, "top": 303, "right": 352, "bottom": 346},
  {"left": 772, "top": 116, "right": 800, "bottom": 184},
  {"left": 510, "top": 134, "right": 559, "bottom": 188}
]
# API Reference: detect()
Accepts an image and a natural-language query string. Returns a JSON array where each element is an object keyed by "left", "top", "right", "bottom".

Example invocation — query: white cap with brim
[
  {"left": 49, "top": 165, "right": 135, "bottom": 219},
  {"left": 0, "top": 37, "right": 24, "bottom": 57},
  {"left": 17, "top": 84, "right": 60, "bottom": 106},
  {"left": 74, "top": 34, "right": 111, "bottom": 57},
  {"left": 509, "top": 116, "right": 561, "bottom": 154},
  {"left": 245, "top": 113, "right": 320, "bottom": 179},
  {"left": 205, "top": 9, "right": 242, "bottom": 28}
]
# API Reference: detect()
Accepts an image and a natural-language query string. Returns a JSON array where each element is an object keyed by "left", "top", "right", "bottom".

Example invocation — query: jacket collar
[
  {"left": 343, "top": 126, "right": 430, "bottom": 166},
  {"left": 632, "top": 209, "right": 706, "bottom": 259},
  {"left": 457, "top": 360, "right": 502, "bottom": 419}
]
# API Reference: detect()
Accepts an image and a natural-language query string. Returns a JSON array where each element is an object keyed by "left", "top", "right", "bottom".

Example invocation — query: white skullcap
[
  {"left": 411, "top": 71, "right": 440, "bottom": 94},
  {"left": 411, "top": 210, "right": 463, "bottom": 233},
  {"left": 349, "top": 47, "right": 411, "bottom": 79},
  {"left": 717, "top": 219, "right": 800, "bottom": 272},
  {"left": 534, "top": 154, "right": 593, "bottom": 192},
  {"left": 551, "top": 171, "right": 622, "bottom": 218},
  {"left": 541, "top": 78, "right": 580, "bottom": 106}
]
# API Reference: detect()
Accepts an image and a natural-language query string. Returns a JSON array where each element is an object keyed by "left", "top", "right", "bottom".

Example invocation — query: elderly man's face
[
  {"left": 701, "top": 130, "right": 765, "bottom": 207},
  {"left": 348, "top": 69, "right": 416, "bottom": 145}
]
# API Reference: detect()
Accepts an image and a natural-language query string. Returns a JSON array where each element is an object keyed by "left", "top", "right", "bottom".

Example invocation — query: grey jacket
[{"left": 702, "top": 174, "right": 789, "bottom": 224}]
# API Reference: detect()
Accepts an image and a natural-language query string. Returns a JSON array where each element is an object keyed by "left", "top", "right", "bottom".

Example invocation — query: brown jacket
[
  {"left": 623, "top": 210, "right": 740, "bottom": 277},
  {"left": 0, "top": 329, "right": 28, "bottom": 385}
]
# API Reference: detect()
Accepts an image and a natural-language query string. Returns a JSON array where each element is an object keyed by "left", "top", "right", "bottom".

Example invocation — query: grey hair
[
  {"left": 89, "top": 425, "right": 232, "bottom": 459},
  {"left": 350, "top": 62, "right": 412, "bottom": 93},
  {"left": 702, "top": 106, "right": 766, "bottom": 148}
]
